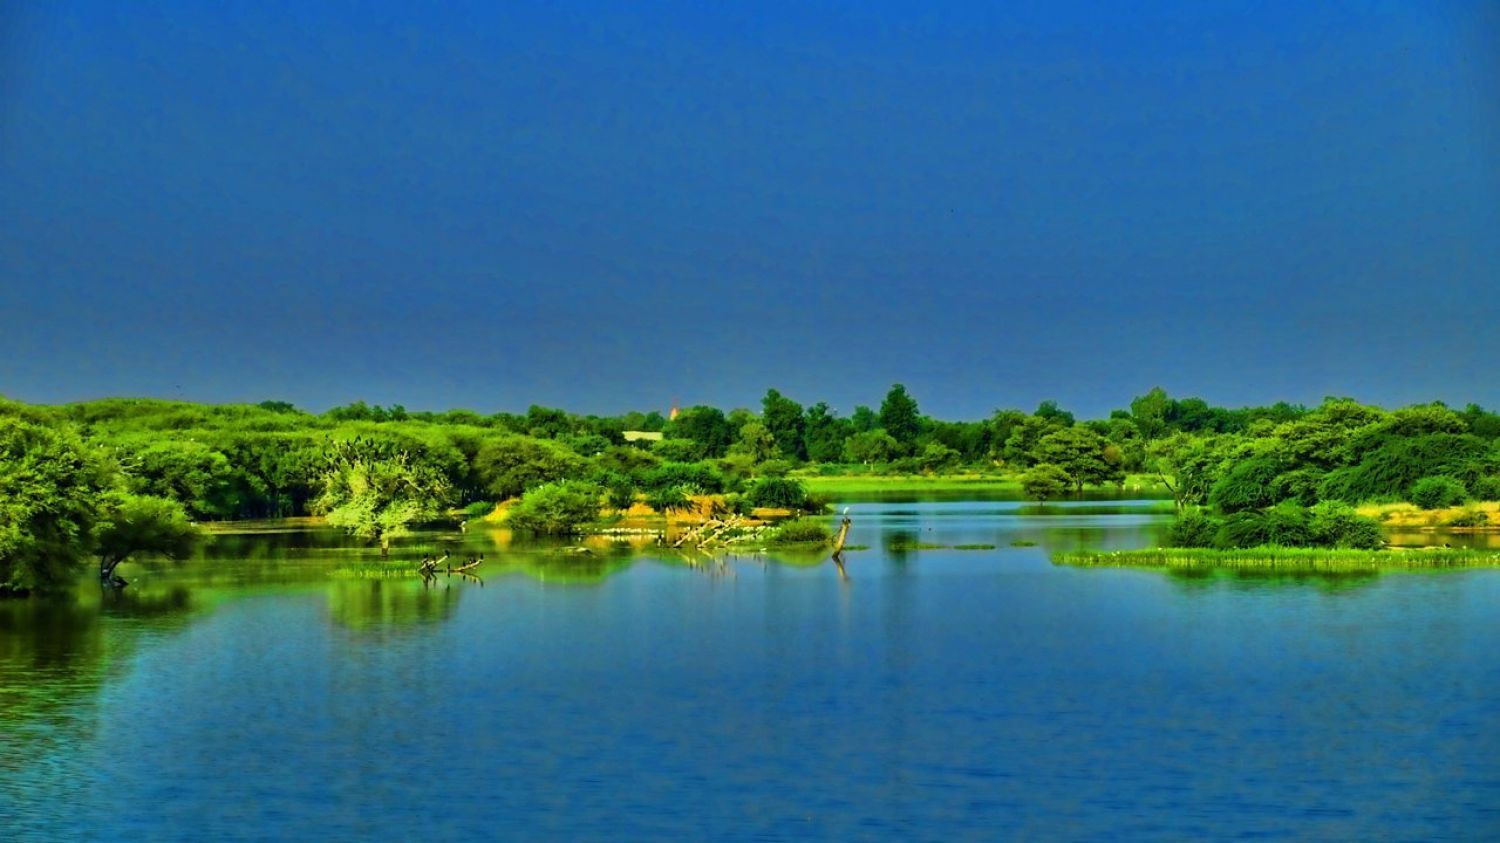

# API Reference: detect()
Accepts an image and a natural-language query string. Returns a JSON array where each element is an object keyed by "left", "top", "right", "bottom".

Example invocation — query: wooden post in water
[{"left": 832, "top": 509, "right": 852, "bottom": 556}]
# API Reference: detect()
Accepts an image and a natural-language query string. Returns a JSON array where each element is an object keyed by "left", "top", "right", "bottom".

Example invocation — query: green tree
[
  {"left": 644, "top": 485, "right": 693, "bottom": 515},
  {"left": 1035, "top": 427, "right": 1123, "bottom": 493},
  {"left": 1208, "top": 456, "right": 1285, "bottom": 513},
  {"left": 730, "top": 421, "right": 778, "bottom": 463},
  {"left": 115, "top": 438, "right": 239, "bottom": 519},
  {"left": 878, "top": 384, "right": 921, "bottom": 450},
  {"left": 94, "top": 493, "right": 199, "bottom": 586},
  {"left": 761, "top": 389, "right": 807, "bottom": 460},
  {"left": 0, "top": 414, "right": 116, "bottom": 595},
  {"left": 313, "top": 439, "right": 452, "bottom": 556},
  {"left": 803, "top": 402, "right": 851, "bottom": 463},
  {"left": 1409, "top": 476, "right": 1467, "bottom": 509},
  {"left": 746, "top": 477, "right": 810, "bottom": 509},
  {"left": 844, "top": 429, "right": 899, "bottom": 464},
  {"left": 1034, "top": 400, "right": 1075, "bottom": 427},
  {"left": 1146, "top": 433, "right": 1225, "bottom": 512},
  {"left": 473, "top": 435, "right": 587, "bottom": 500},
  {"left": 666, "top": 406, "right": 734, "bottom": 458},
  {"left": 1129, "top": 387, "right": 1171, "bottom": 441},
  {"left": 917, "top": 441, "right": 961, "bottom": 473},
  {"left": 506, "top": 481, "right": 603, "bottom": 534},
  {"left": 1003, "top": 415, "right": 1066, "bottom": 467},
  {"left": 1021, "top": 464, "right": 1071, "bottom": 502}
]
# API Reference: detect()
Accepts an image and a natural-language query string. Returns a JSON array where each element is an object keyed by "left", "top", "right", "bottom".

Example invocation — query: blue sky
[{"left": 2, "top": 1, "right": 1496, "bottom": 419}]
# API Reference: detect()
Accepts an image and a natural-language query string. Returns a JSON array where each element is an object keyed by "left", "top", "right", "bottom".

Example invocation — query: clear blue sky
[{"left": 2, "top": 1, "right": 1496, "bottom": 420}]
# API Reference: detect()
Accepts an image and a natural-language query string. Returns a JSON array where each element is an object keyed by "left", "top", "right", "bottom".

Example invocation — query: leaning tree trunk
[{"left": 99, "top": 556, "right": 128, "bottom": 588}]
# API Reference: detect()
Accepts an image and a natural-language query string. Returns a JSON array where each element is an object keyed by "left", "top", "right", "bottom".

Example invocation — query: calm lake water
[{"left": 3, "top": 497, "right": 1498, "bottom": 841}]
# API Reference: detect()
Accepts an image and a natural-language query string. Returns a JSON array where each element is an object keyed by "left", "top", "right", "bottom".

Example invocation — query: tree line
[{"left": 8, "top": 385, "right": 1500, "bottom": 592}]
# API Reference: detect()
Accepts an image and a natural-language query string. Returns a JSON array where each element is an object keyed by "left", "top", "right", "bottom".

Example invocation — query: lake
[{"left": 3, "top": 497, "right": 1498, "bottom": 840}]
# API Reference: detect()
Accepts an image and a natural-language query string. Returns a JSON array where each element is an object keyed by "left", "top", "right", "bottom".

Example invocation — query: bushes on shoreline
[{"left": 1165, "top": 502, "right": 1383, "bottom": 551}]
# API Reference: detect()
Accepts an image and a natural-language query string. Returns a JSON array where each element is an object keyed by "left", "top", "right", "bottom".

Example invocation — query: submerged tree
[
  {"left": 1021, "top": 464, "right": 1071, "bottom": 503},
  {"left": 313, "top": 439, "right": 452, "bottom": 557}
]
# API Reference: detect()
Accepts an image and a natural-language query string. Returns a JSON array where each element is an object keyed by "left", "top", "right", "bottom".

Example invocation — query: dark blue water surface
[{"left": 3, "top": 500, "right": 1498, "bottom": 840}]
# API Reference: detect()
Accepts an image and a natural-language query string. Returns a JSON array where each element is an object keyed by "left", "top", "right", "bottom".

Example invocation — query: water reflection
[
  {"left": 324, "top": 579, "right": 461, "bottom": 631},
  {"left": 1166, "top": 568, "right": 1381, "bottom": 595}
]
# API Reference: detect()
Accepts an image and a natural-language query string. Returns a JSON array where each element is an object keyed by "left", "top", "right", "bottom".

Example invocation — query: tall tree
[
  {"left": 803, "top": 403, "right": 851, "bottom": 463},
  {"left": 761, "top": 389, "right": 807, "bottom": 460},
  {"left": 1034, "top": 400, "right": 1075, "bottom": 427},
  {"left": 1129, "top": 387, "right": 1171, "bottom": 442},
  {"left": 666, "top": 406, "right": 734, "bottom": 458},
  {"left": 878, "top": 384, "right": 921, "bottom": 450}
]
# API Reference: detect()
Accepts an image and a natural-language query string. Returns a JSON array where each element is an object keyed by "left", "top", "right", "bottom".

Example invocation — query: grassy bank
[
  {"left": 1357, "top": 501, "right": 1500, "bottom": 529},
  {"left": 1055, "top": 547, "right": 1500, "bottom": 572}
]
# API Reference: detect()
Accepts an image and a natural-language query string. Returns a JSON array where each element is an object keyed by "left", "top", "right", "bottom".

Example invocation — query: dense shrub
[
  {"left": 1271, "top": 467, "right": 1325, "bottom": 507},
  {"left": 1445, "top": 508, "right": 1490, "bottom": 528},
  {"left": 1409, "top": 476, "right": 1467, "bottom": 510},
  {"left": 1164, "top": 511, "right": 1220, "bottom": 548},
  {"left": 1469, "top": 475, "right": 1500, "bottom": 501},
  {"left": 602, "top": 474, "right": 637, "bottom": 511},
  {"left": 1208, "top": 457, "right": 1283, "bottom": 513},
  {"left": 757, "top": 459, "right": 794, "bottom": 478},
  {"left": 1320, "top": 434, "right": 1493, "bottom": 503},
  {"left": 650, "top": 438, "right": 703, "bottom": 462},
  {"left": 505, "top": 481, "right": 602, "bottom": 535},
  {"left": 1202, "top": 503, "right": 1384, "bottom": 550},
  {"left": 1307, "top": 501, "right": 1385, "bottom": 549},
  {"left": 1213, "top": 505, "right": 1311, "bottom": 549},
  {"left": 917, "top": 441, "right": 961, "bottom": 472},
  {"left": 461, "top": 500, "right": 496, "bottom": 520},
  {"left": 644, "top": 485, "right": 692, "bottom": 514},
  {"left": 722, "top": 493, "right": 754, "bottom": 517},
  {"left": 474, "top": 435, "right": 586, "bottom": 500},
  {"left": 766, "top": 518, "right": 832, "bottom": 546},
  {"left": 638, "top": 462, "right": 725, "bottom": 494},
  {"left": 746, "top": 477, "right": 809, "bottom": 510}
]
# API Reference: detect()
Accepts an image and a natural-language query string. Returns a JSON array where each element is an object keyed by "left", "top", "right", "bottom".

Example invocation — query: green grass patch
[
  {"left": 1055, "top": 547, "right": 1500, "bottom": 572},
  {"left": 953, "top": 544, "right": 997, "bottom": 550},
  {"left": 885, "top": 536, "right": 950, "bottom": 551},
  {"left": 1009, "top": 539, "right": 1039, "bottom": 547}
]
